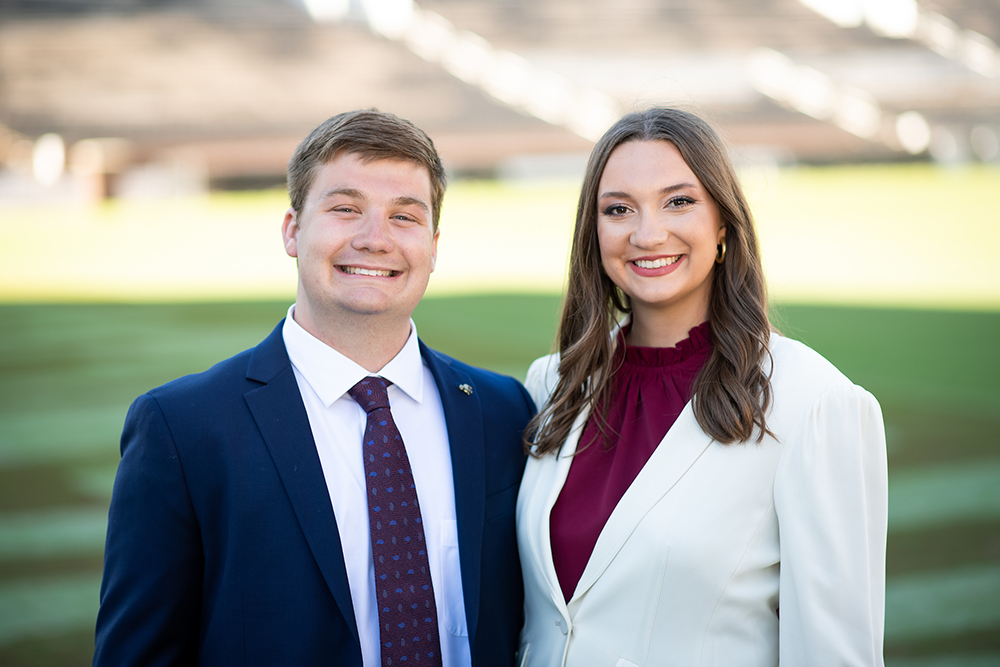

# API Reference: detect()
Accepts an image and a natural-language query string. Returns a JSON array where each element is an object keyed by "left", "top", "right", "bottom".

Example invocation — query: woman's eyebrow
[
  {"left": 598, "top": 190, "right": 630, "bottom": 200},
  {"left": 661, "top": 182, "right": 697, "bottom": 194},
  {"left": 598, "top": 182, "right": 697, "bottom": 200}
]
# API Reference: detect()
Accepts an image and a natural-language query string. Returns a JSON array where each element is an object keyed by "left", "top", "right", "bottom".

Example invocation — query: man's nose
[{"left": 352, "top": 212, "right": 394, "bottom": 252}]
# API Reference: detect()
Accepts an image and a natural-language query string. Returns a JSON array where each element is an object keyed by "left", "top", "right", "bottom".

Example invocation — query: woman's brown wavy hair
[{"left": 526, "top": 107, "right": 774, "bottom": 456}]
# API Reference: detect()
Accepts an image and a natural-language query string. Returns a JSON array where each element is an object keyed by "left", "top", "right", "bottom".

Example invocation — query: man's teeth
[
  {"left": 343, "top": 267, "right": 393, "bottom": 277},
  {"left": 634, "top": 256, "right": 681, "bottom": 269}
]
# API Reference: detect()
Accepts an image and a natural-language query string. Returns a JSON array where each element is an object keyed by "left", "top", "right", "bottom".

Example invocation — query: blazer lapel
[
  {"left": 525, "top": 407, "right": 589, "bottom": 612},
  {"left": 570, "top": 401, "right": 714, "bottom": 602},
  {"left": 419, "top": 341, "right": 486, "bottom": 646},
  {"left": 242, "top": 321, "right": 360, "bottom": 648}
]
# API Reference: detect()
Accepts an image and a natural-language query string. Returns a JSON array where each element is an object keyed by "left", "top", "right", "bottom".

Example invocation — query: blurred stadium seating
[{"left": 0, "top": 0, "right": 997, "bottom": 193}]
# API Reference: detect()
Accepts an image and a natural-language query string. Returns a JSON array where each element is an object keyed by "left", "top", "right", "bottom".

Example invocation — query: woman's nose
[{"left": 629, "top": 214, "right": 669, "bottom": 248}]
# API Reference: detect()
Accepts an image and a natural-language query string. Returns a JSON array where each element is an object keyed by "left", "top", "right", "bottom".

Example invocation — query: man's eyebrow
[
  {"left": 318, "top": 187, "right": 366, "bottom": 201},
  {"left": 316, "top": 189, "right": 427, "bottom": 213},
  {"left": 598, "top": 183, "right": 698, "bottom": 200},
  {"left": 393, "top": 196, "right": 429, "bottom": 213}
]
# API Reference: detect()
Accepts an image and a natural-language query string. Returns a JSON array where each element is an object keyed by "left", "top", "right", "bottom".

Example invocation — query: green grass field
[
  {"left": 2, "top": 164, "right": 999, "bottom": 308},
  {"left": 0, "top": 297, "right": 998, "bottom": 665}
]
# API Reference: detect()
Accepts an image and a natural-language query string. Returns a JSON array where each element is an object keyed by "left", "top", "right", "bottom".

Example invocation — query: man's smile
[{"left": 339, "top": 265, "right": 399, "bottom": 277}]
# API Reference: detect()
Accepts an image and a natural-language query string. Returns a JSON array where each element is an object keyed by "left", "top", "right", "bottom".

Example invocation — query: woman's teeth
[{"left": 634, "top": 256, "right": 680, "bottom": 269}]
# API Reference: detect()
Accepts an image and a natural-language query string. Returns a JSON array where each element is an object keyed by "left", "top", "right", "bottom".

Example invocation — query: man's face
[{"left": 282, "top": 152, "right": 438, "bottom": 330}]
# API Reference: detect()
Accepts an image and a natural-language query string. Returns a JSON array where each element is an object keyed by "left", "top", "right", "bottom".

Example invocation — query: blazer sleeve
[
  {"left": 94, "top": 393, "right": 203, "bottom": 667},
  {"left": 774, "top": 383, "right": 888, "bottom": 666}
]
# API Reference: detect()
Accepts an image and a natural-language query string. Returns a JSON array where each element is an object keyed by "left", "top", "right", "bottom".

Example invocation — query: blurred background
[{"left": 0, "top": 0, "right": 998, "bottom": 664}]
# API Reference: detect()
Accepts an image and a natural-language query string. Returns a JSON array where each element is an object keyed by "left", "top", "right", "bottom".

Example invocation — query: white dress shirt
[{"left": 282, "top": 305, "right": 472, "bottom": 667}]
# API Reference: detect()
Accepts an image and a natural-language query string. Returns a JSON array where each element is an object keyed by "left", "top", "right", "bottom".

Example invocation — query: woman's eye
[
  {"left": 603, "top": 204, "right": 630, "bottom": 216},
  {"left": 667, "top": 196, "right": 695, "bottom": 208}
]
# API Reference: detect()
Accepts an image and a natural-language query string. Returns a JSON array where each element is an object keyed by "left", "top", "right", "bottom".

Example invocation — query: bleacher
[{"left": 0, "top": 0, "right": 996, "bottom": 182}]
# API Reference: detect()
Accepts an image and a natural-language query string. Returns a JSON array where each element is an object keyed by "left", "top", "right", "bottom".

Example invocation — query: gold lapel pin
[{"left": 458, "top": 383, "right": 473, "bottom": 395}]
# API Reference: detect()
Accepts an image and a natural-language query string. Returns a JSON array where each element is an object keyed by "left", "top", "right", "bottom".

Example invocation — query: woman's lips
[{"left": 629, "top": 255, "right": 684, "bottom": 276}]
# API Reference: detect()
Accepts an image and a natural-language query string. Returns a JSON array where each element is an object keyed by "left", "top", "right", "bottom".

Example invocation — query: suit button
[{"left": 555, "top": 619, "right": 568, "bottom": 635}]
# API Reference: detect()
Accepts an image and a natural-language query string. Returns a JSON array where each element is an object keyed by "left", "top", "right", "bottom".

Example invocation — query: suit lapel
[
  {"left": 242, "top": 322, "right": 361, "bottom": 648},
  {"left": 419, "top": 341, "right": 486, "bottom": 647},
  {"left": 570, "top": 401, "right": 713, "bottom": 602}
]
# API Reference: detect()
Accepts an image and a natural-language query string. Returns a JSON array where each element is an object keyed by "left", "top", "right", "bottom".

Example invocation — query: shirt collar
[{"left": 281, "top": 304, "right": 425, "bottom": 407}]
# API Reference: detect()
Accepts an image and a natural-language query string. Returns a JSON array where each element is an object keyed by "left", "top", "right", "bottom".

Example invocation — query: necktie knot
[{"left": 348, "top": 376, "right": 392, "bottom": 413}]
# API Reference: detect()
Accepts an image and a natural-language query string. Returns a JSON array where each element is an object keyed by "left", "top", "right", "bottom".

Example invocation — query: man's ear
[
  {"left": 282, "top": 208, "right": 298, "bottom": 258},
  {"left": 430, "top": 228, "right": 440, "bottom": 272}
]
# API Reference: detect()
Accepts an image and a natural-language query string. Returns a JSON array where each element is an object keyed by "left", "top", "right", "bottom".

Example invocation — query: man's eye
[{"left": 603, "top": 204, "right": 630, "bottom": 216}]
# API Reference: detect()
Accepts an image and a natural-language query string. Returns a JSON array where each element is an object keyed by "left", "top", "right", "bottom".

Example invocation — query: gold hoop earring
[{"left": 715, "top": 237, "right": 727, "bottom": 264}]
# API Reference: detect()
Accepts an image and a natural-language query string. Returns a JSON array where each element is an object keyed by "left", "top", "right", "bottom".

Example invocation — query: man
[{"left": 94, "top": 110, "right": 534, "bottom": 667}]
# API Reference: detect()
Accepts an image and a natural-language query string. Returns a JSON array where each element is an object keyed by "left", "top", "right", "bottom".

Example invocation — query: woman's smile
[{"left": 630, "top": 254, "right": 685, "bottom": 275}]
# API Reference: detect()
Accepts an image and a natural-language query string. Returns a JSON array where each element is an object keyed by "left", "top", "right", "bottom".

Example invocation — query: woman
[{"left": 516, "top": 108, "right": 887, "bottom": 667}]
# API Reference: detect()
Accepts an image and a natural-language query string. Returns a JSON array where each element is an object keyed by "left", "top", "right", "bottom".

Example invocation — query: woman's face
[{"left": 597, "top": 140, "right": 725, "bottom": 332}]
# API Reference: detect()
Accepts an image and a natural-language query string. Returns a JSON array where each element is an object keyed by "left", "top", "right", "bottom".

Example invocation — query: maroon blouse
[{"left": 549, "top": 321, "right": 713, "bottom": 602}]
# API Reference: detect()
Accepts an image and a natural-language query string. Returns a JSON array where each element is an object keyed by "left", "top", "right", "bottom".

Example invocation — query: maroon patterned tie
[{"left": 348, "top": 376, "right": 443, "bottom": 667}]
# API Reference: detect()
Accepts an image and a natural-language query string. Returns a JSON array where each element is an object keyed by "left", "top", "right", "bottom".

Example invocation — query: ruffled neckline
[{"left": 619, "top": 320, "right": 713, "bottom": 369}]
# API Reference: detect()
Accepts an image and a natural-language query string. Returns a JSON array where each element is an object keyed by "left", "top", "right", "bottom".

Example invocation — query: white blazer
[{"left": 516, "top": 333, "right": 888, "bottom": 667}]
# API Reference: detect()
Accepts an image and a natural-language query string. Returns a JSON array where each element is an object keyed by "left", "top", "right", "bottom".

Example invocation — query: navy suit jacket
[{"left": 94, "top": 321, "right": 534, "bottom": 666}]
